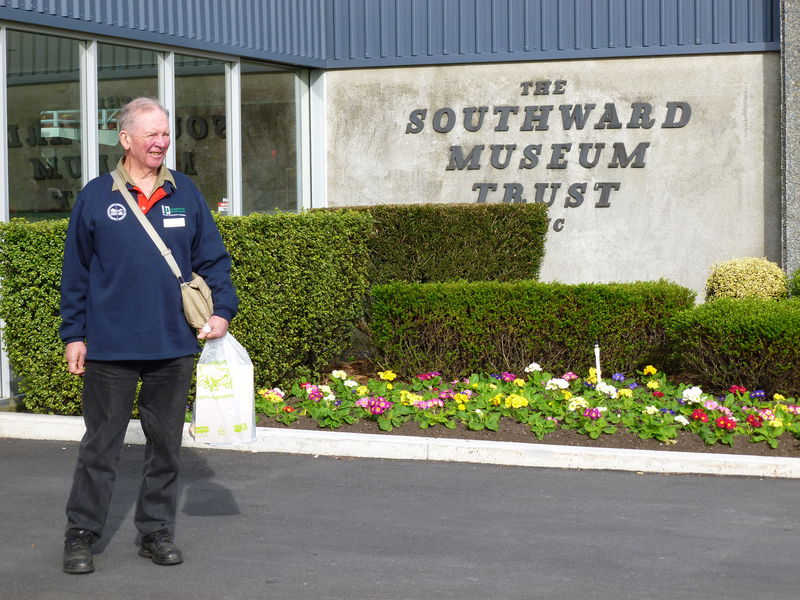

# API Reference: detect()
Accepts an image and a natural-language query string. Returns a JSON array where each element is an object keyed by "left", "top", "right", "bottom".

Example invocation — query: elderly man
[{"left": 59, "top": 97, "right": 238, "bottom": 574}]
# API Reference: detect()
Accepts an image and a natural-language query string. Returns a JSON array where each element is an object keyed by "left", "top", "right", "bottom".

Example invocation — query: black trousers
[{"left": 65, "top": 356, "right": 195, "bottom": 539}]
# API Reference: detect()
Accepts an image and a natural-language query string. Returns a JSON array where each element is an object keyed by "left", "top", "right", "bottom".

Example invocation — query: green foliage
[
  {"left": 369, "top": 279, "right": 695, "bottom": 378},
  {"left": 790, "top": 268, "right": 800, "bottom": 298},
  {"left": 0, "top": 211, "right": 372, "bottom": 415},
  {"left": 667, "top": 298, "right": 800, "bottom": 395},
  {"left": 0, "top": 219, "right": 82, "bottom": 414},
  {"left": 704, "top": 257, "right": 788, "bottom": 301},
  {"left": 216, "top": 211, "right": 372, "bottom": 391},
  {"left": 319, "top": 203, "right": 548, "bottom": 283}
]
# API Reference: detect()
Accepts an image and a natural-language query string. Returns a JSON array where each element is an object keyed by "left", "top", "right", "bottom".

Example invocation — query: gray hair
[{"left": 117, "top": 97, "right": 169, "bottom": 132}]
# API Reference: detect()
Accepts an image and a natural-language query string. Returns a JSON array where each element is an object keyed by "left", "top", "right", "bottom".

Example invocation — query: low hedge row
[
  {"left": 369, "top": 280, "right": 696, "bottom": 378},
  {"left": 319, "top": 203, "right": 548, "bottom": 284},
  {"left": 667, "top": 298, "right": 800, "bottom": 394},
  {"left": 0, "top": 211, "right": 372, "bottom": 415}
]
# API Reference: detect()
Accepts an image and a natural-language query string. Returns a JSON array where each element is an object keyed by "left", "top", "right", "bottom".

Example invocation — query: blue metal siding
[
  {"left": 0, "top": 0, "right": 328, "bottom": 66},
  {"left": 323, "top": 0, "right": 780, "bottom": 67},
  {"left": 0, "top": 0, "right": 781, "bottom": 69}
]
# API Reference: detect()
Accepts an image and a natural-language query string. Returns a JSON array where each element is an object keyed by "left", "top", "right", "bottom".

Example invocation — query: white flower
[
  {"left": 644, "top": 405, "right": 659, "bottom": 415},
  {"left": 331, "top": 370, "right": 348, "bottom": 380},
  {"left": 567, "top": 397, "right": 588, "bottom": 412},
  {"left": 545, "top": 378, "right": 569, "bottom": 391},
  {"left": 596, "top": 381, "right": 618, "bottom": 399},
  {"left": 343, "top": 379, "right": 358, "bottom": 388},
  {"left": 682, "top": 386, "right": 704, "bottom": 404},
  {"left": 675, "top": 415, "right": 689, "bottom": 426},
  {"left": 324, "top": 393, "right": 336, "bottom": 402},
  {"left": 319, "top": 385, "right": 332, "bottom": 394},
  {"left": 524, "top": 362, "right": 543, "bottom": 373}
]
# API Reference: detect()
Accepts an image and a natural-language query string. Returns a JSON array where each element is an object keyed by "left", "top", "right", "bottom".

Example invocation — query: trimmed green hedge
[
  {"left": 790, "top": 268, "right": 800, "bottom": 298},
  {"left": 320, "top": 203, "right": 548, "bottom": 283},
  {"left": 369, "top": 279, "right": 695, "bottom": 378},
  {"left": 0, "top": 211, "right": 372, "bottom": 414},
  {"left": 667, "top": 298, "right": 800, "bottom": 395},
  {"left": 0, "top": 220, "right": 82, "bottom": 414}
]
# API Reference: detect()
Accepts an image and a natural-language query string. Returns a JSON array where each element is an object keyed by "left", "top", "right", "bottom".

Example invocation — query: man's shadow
[{"left": 92, "top": 444, "right": 240, "bottom": 553}]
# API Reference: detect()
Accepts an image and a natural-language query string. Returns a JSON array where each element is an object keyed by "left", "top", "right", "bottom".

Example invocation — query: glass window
[
  {"left": 175, "top": 54, "right": 227, "bottom": 212},
  {"left": 241, "top": 60, "right": 298, "bottom": 213},
  {"left": 5, "top": 30, "right": 81, "bottom": 220},
  {"left": 97, "top": 43, "right": 158, "bottom": 173}
]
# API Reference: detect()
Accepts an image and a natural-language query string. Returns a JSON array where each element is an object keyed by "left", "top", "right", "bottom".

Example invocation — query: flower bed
[{"left": 256, "top": 364, "right": 800, "bottom": 449}]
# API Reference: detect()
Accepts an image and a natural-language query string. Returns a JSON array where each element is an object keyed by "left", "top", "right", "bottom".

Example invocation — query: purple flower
[
  {"left": 583, "top": 408, "right": 603, "bottom": 420},
  {"left": 612, "top": 373, "right": 626, "bottom": 382},
  {"left": 356, "top": 395, "right": 393, "bottom": 415},
  {"left": 501, "top": 372, "right": 517, "bottom": 382},
  {"left": 627, "top": 383, "right": 639, "bottom": 390},
  {"left": 749, "top": 390, "right": 766, "bottom": 400}
]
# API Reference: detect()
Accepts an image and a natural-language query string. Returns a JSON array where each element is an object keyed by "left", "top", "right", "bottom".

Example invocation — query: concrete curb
[{"left": 2, "top": 412, "right": 799, "bottom": 478}]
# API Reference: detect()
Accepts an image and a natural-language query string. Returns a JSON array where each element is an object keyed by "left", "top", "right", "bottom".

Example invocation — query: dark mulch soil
[{"left": 256, "top": 360, "right": 800, "bottom": 459}]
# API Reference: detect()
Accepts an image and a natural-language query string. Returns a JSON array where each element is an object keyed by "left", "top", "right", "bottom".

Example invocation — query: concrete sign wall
[{"left": 324, "top": 54, "right": 780, "bottom": 297}]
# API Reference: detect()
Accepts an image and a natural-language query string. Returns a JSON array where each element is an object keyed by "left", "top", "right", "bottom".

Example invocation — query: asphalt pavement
[{"left": 1, "top": 436, "right": 799, "bottom": 600}]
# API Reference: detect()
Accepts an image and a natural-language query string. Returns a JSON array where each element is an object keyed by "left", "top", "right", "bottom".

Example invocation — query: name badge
[{"left": 164, "top": 217, "right": 185, "bottom": 228}]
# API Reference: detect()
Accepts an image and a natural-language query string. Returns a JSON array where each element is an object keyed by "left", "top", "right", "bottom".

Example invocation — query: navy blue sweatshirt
[{"left": 59, "top": 169, "right": 238, "bottom": 361}]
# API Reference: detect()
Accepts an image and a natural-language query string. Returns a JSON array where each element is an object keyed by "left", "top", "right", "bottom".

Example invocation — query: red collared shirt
[{"left": 132, "top": 185, "right": 169, "bottom": 214}]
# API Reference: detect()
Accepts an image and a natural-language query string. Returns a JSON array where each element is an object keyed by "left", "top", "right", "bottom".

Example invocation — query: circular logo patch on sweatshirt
[{"left": 107, "top": 203, "right": 127, "bottom": 221}]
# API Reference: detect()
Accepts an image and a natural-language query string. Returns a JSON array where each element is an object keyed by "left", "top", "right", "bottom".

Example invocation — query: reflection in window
[
  {"left": 97, "top": 44, "right": 158, "bottom": 173},
  {"left": 241, "top": 61, "right": 298, "bottom": 213},
  {"left": 5, "top": 30, "right": 81, "bottom": 220},
  {"left": 175, "top": 55, "right": 227, "bottom": 213}
]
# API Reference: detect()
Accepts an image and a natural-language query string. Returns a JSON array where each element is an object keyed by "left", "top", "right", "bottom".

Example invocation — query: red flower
[
  {"left": 691, "top": 408, "right": 709, "bottom": 423},
  {"left": 282, "top": 406, "right": 295, "bottom": 413},
  {"left": 715, "top": 416, "right": 737, "bottom": 431},
  {"left": 729, "top": 385, "right": 747, "bottom": 395},
  {"left": 746, "top": 414, "right": 763, "bottom": 428},
  {"left": 652, "top": 391, "right": 665, "bottom": 398}
]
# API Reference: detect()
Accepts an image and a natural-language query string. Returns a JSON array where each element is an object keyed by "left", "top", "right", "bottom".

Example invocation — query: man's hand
[
  {"left": 65, "top": 341, "right": 87, "bottom": 376},
  {"left": 197, "top": 315, "right": 229, "bottom": 340}
]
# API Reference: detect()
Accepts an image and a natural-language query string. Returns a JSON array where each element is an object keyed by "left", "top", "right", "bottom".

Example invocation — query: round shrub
[{"left": 704, "top": 257, "right": 788, "bottom": 301}]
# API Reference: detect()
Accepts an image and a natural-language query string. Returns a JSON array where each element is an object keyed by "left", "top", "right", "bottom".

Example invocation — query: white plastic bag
[{"left": 191, "top": 333, "right": 255, "bottom": 444}]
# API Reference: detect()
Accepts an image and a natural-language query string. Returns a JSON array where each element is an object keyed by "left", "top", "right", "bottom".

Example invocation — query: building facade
[{"left": 0, "top": 0, "right": 790, "bottom": 402}]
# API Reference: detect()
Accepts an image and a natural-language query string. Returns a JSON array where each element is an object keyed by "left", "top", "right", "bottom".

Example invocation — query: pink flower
[{"left": 563, "top": 372, "right": 579, "bottom": 381}]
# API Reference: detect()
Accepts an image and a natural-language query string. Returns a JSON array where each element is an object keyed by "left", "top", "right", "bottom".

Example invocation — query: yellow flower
[
  {"left": 399, "top": 390, "right": 422, "bottom": 405},
  {"left": 356, "top": 385, "right": 369, "bottom": 396},
  {"left": 489, "top": 384, "right": 497, "bottom": 390},
  {"left": 378, "top": 370, "right": 397, "bottom": 381},
  {"left": 387, "top": 383, "right": 393, "bottom": 390},
  {"left": 774, "top": 393, "right": 786, "bottom": 402},
  {"left": 454, "top": 393, "right": 469, "bottom": 403},
  {"left": 504, "top": 394, "right": 529, "bottom": 409},
  {"left": 561, "top": 390, "right": 572, "bottom": 400},
  {"left": 617, "top": 388, "right": 633, "bottom": 398},
  {"left": 643, "top": 365, "right": 658, "bottom": 376},
  {"left": 471, "top": 383, "right": 479, "bottom": 389},
  {"left": 457, "top": 403, "right": 466, "bottom": 411},
  {"left": 770, "top": 419, "right": 785, "bottom": 428},
  {"left": 490, "top": 394, "right": 505, "bottom": 406},
  {"left": 646, "top": 380, "right": 660, "bottom": 390},
  {"left": 587, "top": 368, "right": 598, "bottom": 384},
  {"left": 513, "top": 378, "right": 525, "bottom": 387}
]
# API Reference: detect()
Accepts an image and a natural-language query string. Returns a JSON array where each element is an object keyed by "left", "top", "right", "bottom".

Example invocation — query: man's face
[{"left": 119, "top": 108, "right": 170, "bottom": 173}]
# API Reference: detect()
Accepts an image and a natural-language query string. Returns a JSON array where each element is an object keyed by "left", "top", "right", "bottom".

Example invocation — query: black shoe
[
  {"left": 63, "top": 529, "right": 95, "bottom": 574},
  {"left": 139, "top": 529, "right": 183, "bottom": 566}
]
